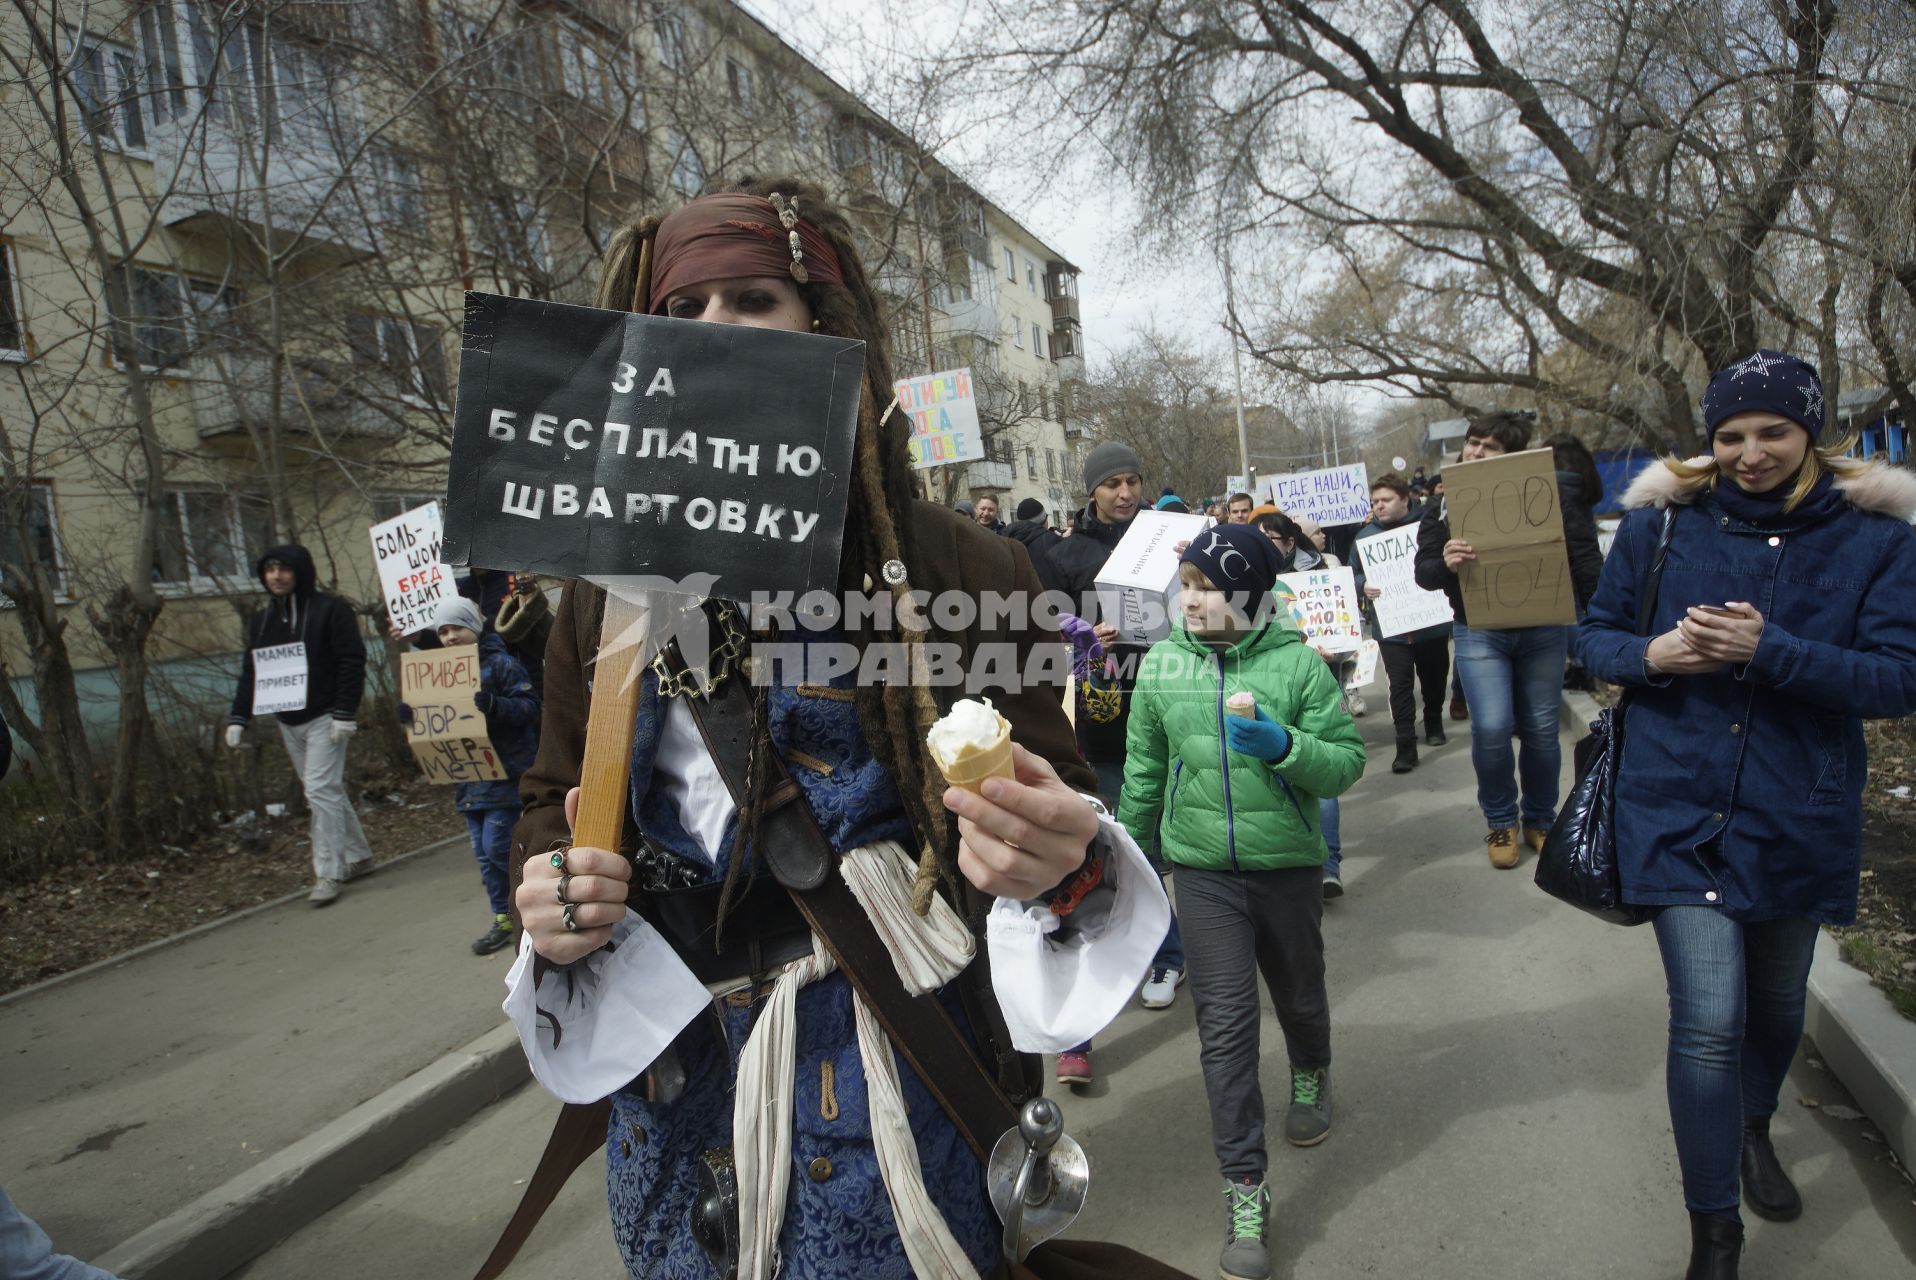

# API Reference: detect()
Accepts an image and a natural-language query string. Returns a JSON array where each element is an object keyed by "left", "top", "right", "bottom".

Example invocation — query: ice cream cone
[
  {"left": 1227, "top": 692, "right": 1257, "bottom": 719},
  {"left": 935, "top": 726, "right": 1016, "bottom": 795}
]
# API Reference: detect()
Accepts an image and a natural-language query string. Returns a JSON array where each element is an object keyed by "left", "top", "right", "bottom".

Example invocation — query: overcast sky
[{"left": 746, "top": 0, "right": 1233, "bottom": 375}]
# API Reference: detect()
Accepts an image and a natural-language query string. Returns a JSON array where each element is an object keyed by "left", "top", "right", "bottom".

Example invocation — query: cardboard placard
[
  {"left": 1446, "top": 448, "right": 1575, "bottom": 629},
  {"left": 896, "top": 366, "right": 980, "bottom": 469},
  {"left": 1261, "top": 463, "right": 1371, "bottom": 527},
  {"left": 1356, "top": 524, "right": 1454, "bottom": 637},
  {"left": 251, "top": 643, "right": 307, "bottom": 716},
  {"left": 370, "top": 502, "right": 450, "bottom": 637},
  {"left": 442, "top": 292, "right": 865, "bottom": 601},
  {"left": 1093, "top": 510, "right": 1214, "bottom": 646},
  {"left": 1273, "top": 566, "right": 1363, "bottom": 652},
  {"left": 400, "top": 643, "right": 507, "bottom": 784}
]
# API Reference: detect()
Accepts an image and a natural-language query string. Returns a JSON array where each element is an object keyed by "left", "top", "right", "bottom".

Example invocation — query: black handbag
[{"left": 1534, "top": 507, "right": 1677, "bottom": 925}]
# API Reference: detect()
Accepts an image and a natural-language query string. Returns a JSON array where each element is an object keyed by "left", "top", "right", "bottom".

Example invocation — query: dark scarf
[{"left": 1713, "top": 470, "right": 1843, "bottom": 528}]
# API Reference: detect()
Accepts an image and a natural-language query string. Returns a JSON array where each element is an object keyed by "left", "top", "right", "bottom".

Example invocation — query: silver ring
[
  {"left": 562, "top": 902, "right": 579, "bottom": 933},
  {"left": 549, "top": 849, "right": 569, "bottom": 873},
  {"left": 556, "top": 874, "right": 573, "bottom": 906}
]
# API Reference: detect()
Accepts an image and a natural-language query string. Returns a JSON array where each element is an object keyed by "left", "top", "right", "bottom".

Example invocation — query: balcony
[
  {"left": 190, "top": 354, "right": 407, "bottom": 441},
  {"left": 965, "top": 461, "right": 1015, "bottom": 491}
]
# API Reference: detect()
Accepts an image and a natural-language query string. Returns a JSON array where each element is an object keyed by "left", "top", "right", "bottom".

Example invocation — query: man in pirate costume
[{"left": 500, "top": 180, "right": 1181, "bottom": 1279}]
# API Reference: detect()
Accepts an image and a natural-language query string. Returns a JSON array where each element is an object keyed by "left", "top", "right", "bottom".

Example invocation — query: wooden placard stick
[{"left": 571, "top": 591, "right": 650, "bottom": 852}]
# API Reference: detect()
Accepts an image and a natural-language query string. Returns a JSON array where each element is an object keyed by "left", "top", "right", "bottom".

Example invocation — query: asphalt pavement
[{"left": 6, "top": 677, "right": 1914, "bottom": 1278}]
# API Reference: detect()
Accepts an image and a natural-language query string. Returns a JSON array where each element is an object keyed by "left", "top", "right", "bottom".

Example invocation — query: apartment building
[{"left": 0, "top": 0, "right": 1091, "bottom": 741}]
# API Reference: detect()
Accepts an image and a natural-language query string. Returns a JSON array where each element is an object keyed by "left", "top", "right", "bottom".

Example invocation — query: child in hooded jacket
[
  {"left": 1118, "top": 523, "right": 1366, "bottom": 1280},
  {"left": 408, "top": 596, "right": 541, "bottom": 954}
]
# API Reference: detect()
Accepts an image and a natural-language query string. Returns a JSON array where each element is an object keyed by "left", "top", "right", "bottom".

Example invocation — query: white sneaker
[
  {"left": 1139, "top": 966, "right": 1183, "bottom": 1009},
  {"left": 1347, "top": 693, "right": 1368, "bottom": 717},
  {"left": 308, "top": 878, "right": 341, "bottom": 905}
]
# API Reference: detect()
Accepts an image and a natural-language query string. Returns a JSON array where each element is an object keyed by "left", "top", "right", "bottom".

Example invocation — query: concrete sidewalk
[{"left": 0, "top": 836, "right": 523, "bottom": 1267}]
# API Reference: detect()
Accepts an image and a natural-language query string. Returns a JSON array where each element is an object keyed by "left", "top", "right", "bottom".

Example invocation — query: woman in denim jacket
[{"left": 1577, "top": 351, "right": 1916, "bottom": 1280}]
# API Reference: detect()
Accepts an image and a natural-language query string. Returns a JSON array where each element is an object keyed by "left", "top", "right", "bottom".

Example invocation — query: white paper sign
[
  {"left": 1262, "top": 463, "right": 1372, "bottom": 527},
  {"left": 1093, "top": 510, "right": 1213, "bottom": 646},
  {"left": 897, "top": 367, "right": 981, "bottom": 470},
  {"left": 251, "top": 642, "right": 308, "bottom": 715},
  {"left": 1346, "top": 639, "right": 1381, "bottom": 691},
  {"left": 1225, "top": 474, "right": 1250, "bottom": 499},
  {"left": 1356, "top": 524, "right": 1454, "bottom": 637},
  {"left": 370, "top": 502, "right": 451, "bottom": 637},
  {"left": 1273, "top": 566, "right": 1363, "bottom": 652}
]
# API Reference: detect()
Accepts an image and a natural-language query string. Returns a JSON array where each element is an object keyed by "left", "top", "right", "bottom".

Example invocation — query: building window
[
  {"left": 476, "top": 190, "right": 553, "bottom": 276},
  {"left": 1011, "top": 314, "right": 1024, "bottom": 349},
  {"left": 347, "top": 314, "right": 450, "bottom": 406},
  {"left": 104, "top": 266, "right": 234, "bottom": 373},
  {"left": 1004, "top": 247, "right": 1016, "bottom": 282},
  {"left": 71, "top": 34, "right": 150, "bottom": 150},
  {"left": 0, "top": 239, "right": 25, "bottom": 359},
  {"left": 0, "top": 482, "right": 65, "bottom": 598},
  {"left": 726, "top": 57, "right": 753, "bottom": 111},
  {"left": 152, "top": 490, "right": 274, "bottom": 589},
  {"left": 372, "top": 492, "right": 441, "bottom": 523},
  {"left": 654, "top": 14, "right": 687, "bottom": 71},
  {"left": 666, "top": 131, "right": 704, "bottom": 198},
  {"left": 1032, "top": 322, "right": 1043, "bottom": 356},
  {"left": 1045, "top": 448, "right": 1057, "bottom": 481},
  {"left": 1025, "top": 446, "right": 1038, "bottom": 480},
  {"left": 364, "top": 148, "right": 424, "bottom": 229},
  {"left": 1026, "top": 259, "right": 1036, "bottom": 293}
]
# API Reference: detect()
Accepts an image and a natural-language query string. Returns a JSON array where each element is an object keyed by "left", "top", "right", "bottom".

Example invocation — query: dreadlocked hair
[{"left": 593, "top": 178, "right": 961, "bottom": 929}]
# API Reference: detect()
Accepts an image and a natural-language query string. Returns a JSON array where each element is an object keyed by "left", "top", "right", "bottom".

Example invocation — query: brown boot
[
  {"left": 1522, "top": 825, "right": 1549, "bottom": 854},
  {"left": 1485, "top": 827, "right": 1519, "bottom": 869}
]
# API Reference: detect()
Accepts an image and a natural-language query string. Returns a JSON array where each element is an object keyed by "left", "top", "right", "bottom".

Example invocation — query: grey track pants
[{"left": 1175, "top": 863, "right": 1330, "bottom": 1180}]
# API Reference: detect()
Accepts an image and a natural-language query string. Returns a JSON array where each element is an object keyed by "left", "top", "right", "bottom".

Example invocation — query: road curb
[
  {"left": 0, "top": 834, "right": 463, "bottom": 1009},
  {"left": 1805, "top": 929, "right": 1916, "bottom": 1170},
  {"left": 94, "top": 1021, "right": 530, "bottom": 1280},
  {"left": 1557, "top": 688, "right": 1916, "bottom": 1170}
]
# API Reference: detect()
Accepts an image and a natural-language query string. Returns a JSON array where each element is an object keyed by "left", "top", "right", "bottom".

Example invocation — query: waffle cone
[{"left": 935, "top": 728, "right": 1015, "bottom": 794}]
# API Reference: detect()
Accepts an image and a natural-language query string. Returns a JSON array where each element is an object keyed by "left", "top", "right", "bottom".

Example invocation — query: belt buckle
[{"left": 692, "top": 1145, "right": 740, "bottom": 1279}]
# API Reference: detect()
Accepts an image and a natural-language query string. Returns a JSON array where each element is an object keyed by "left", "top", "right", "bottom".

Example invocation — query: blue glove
[
  {"left": 1226, "top": 705, "right": 1291, "bottom": 762},
  {"left": 474, "top": 689, "right": 494, "bottom": 714}
]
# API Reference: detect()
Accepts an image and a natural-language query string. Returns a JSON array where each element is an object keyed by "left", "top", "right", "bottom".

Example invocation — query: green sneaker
[
  {"left": 1285, "top": 1065, "right": 1332, "bottom": 1146},
  {"left": 1218, "top": 1178, "right": 1271, "bottom": 1280}
]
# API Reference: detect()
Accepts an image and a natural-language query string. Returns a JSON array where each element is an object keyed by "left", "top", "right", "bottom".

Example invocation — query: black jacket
[
  {"left": 227, "top": 544, "right": 368, "bottom": 728},
  {"left": 1004, "top": 518, "right": 1061, "bottom": 569},
  {"left": 1035, "top": 502, "right": 1144, "bottom": 763},
  {"left": 1414, "top": 471, "right": 1604, "bottom": 625}
]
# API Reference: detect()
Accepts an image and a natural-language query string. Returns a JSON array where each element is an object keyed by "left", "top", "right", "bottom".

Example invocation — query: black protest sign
[{"left": 442, "top": 292, "right": 865, "bottom": 600}]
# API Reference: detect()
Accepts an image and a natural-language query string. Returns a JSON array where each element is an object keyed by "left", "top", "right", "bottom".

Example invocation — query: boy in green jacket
[{"left": 1118, "top": 523, "right": 1366, "bottom": 1280}]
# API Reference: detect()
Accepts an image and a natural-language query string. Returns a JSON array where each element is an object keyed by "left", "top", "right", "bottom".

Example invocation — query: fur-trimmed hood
[{"left": 1622, "top": 455, "right": 1916, "bottom": 521}]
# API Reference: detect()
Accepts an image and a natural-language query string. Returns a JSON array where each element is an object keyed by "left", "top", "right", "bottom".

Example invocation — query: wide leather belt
[{"left": 633, "top": 874, "right": 814, "bottom": 988}]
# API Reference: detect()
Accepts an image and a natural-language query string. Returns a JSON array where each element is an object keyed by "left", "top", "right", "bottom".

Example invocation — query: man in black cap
[
  {"left": 1037, "top": 441, "right": 1186, "bottom": 1082},
  {"left": 1004, "top": 496, "right": 1061, "bottom": 567}
]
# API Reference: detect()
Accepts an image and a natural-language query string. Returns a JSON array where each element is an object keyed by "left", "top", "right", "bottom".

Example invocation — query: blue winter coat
[
  {"left": 1576, "top": 462, "right": 1916, "bottom": 924},
  {"left": 457, "top": 633, "right": 541, "bottom": 813}
]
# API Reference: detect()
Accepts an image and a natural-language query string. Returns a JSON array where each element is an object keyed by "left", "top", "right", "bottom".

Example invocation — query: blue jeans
[
  {"left": 464, "top": 807, "right": 516, "bottom": 916},
  {"left": 1653, "top": 907, "right": 1820, "bottom": 1216},
  {"left": 1450, "top": 623, "right": 1569, "bottom": 829},
  {"left": 1319, "top": 797, "right": 1341, "bottom": 878}
]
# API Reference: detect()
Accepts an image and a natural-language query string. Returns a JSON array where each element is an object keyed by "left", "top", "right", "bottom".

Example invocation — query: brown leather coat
[{"left": 510, "top": 499, "right": 1096, "bottom": 886}]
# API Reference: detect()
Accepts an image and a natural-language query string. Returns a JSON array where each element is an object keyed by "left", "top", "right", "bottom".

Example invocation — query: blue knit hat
[
  {"left": 1180, "top": 523, "right": 1283, "bottom": 618},
  {"left": 1702, "top": 350, "right": 1826, "bottom": 442}
]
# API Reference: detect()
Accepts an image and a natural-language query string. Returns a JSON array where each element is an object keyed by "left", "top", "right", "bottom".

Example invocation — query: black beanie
[
  {"left": 1181, "top": 524, "right": 1283, "bottom": 619},
  {"left": 1702, "top": 350, "right": 1826, "bottom": 442},
  {"left": 1014, "top": 497, "right": 1045, "bottom": 521},
  {"left": 1082, "top": 441, "right": 1143, "bottom": 494}
]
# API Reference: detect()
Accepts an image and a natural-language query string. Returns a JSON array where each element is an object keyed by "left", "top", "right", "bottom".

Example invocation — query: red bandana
[{"left": 646, "top": 194, "right": 845, "bottom": 314}]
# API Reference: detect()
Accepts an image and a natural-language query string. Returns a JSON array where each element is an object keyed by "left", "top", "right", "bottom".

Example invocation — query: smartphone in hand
[{"left": 1692, "top": 604, "right": 1742, "bottom": 617}]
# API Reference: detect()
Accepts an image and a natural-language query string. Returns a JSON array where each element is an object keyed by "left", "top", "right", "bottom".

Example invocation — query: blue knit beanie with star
[{"left": 1702, "top": 350, "right": 1825, "bottom": 442}]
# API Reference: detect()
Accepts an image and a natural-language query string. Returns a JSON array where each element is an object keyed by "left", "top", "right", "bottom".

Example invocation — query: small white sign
[
  {"left": 1272, "top": 566, "right": 1363, "bottom": 652},
  {"left": 1356, "top": 524, "right": 1454, "bottom": 637},
  {"left": 251, "top": 642, "right": 308, "bottom": 716},
  {"left": 370, "top": 502, "right": 450, "bottom": 637},
  {"left": 1262, "top": 463, "right": 1372, "bottom": 527},
  {"left": 1346, "top": 639, "right": 1381, "bottom": 691},
  {"left": 897, "top": 367, "right": 981, "bottom": 470},
  {"left": 1094, "top": 510, "right": 1213, "bottom": 646}
]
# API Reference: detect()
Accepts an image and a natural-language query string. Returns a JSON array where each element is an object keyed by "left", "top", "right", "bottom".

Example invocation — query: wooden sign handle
[{"left": 571, "top": 591, "right": 649, "bottom": 853}]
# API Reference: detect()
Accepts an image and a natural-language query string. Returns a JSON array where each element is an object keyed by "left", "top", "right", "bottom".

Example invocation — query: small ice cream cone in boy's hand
[
  {"left": 927, "top": 697, "right": 1016, "bottom": 794},
  {"left": 1227, "top": 692, "right": 1257, "bottom": 719}
]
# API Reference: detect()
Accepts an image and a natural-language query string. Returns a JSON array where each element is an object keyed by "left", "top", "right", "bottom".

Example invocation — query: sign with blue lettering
[
  {"left": 443, "top": 292, "right": 865, "bottom": 600},
  {"left": 1261, "top": 463, "right": 1372, "bottom": 527}
]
